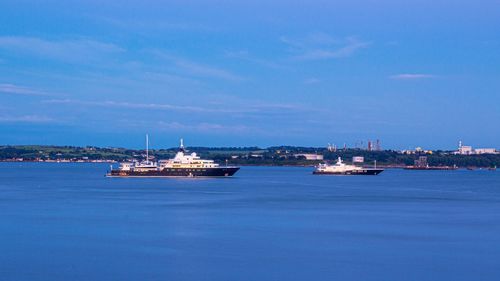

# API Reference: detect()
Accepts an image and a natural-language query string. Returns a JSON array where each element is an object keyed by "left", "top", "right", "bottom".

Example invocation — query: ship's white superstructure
[
  {"left": 131, "top": 161, "right": 158, "bottom": 172},
  {"left": 313, "top": 157, "right": 384, "bottom": 175},
  {"left": 315, "top": 157, "right": 363, "bottom": 173},
  {"left": 158, "top": 139, "right": 219, "bottom": 169}
]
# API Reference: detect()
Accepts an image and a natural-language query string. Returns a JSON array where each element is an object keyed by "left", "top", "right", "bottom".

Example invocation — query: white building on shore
[
  {"left": 455, "top": 141, "right": 498, "bottom": 155},
  {"left": 294, "top": 154, "right": 324, "bottom": 160}
]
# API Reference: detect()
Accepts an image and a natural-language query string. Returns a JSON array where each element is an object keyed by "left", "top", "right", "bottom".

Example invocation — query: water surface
[{"left": 1, "top": 163, "right": 499, "bottom": 281}]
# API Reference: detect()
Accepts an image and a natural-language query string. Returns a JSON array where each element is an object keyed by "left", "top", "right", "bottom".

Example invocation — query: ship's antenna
[{"left": 146, "top": 134, "right": 149, "bottom": 164}]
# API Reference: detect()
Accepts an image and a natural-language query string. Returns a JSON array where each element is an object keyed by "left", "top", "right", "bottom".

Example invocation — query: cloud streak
[
  {"left": 43, "top": 99, "right": 228, "bottom": 113},
  {"left": 0, "top": 83, "right": 51, "bottom": 96},
  {"left": 389, "top": 74, "right": 437, "bottom": 80},
  {"left": 0, "top": 36, "right": 124, "bottom": 63},
  {"left": 176, "top": 60, "right": 243, "bottom": 81},
  {"left": 303, "top": 78, "right": 321, "bottom": 84},
  {"left": 42, "top": 98, "right": 308, "bottom": 116},
  {"left": 149, "top": 50, "right": 244, "bottom": 81},
  {"left": 281, "top": 33, "right": 370, "bottom": 61},
  {"left": 156, "top": 121, "right": 249, "bottom": 132},
  {"left": 0, "top": 115, "right": 54, "bottom": 123},
  {"left": 225, "top": 50, "right": 287, "bottom": 70},
  {"left": 97, "top": 17, "right": 216, "bottom": 32}
]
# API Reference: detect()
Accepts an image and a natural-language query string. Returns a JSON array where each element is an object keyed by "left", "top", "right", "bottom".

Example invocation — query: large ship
[
  {"left": 313, "top": 157, "right": 384, "bottom": 175},
  {"left": 107, "top": 137, "right": 240, "bottom": 178}
]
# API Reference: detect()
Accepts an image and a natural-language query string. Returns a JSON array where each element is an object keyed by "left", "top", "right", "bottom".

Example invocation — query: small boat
[{"left": 313, "top": 157, "right": 384, "bottom": 175}]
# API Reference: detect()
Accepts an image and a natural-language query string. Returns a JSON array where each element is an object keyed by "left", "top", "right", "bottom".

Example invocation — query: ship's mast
[
  {"left": 179, "top": 138, "right": 186, "bottom": 153},
  {"left": 146, "top": 134, "right": 149, "bottom": 164}
]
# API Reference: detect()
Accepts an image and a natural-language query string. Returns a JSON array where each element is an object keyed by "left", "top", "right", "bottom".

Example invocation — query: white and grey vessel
[
  {"left": 313, "top": 157, "right": 384, "bottom": 175},
  {"left": 107, "top": 137, "right": 239, "bottom": 177}
]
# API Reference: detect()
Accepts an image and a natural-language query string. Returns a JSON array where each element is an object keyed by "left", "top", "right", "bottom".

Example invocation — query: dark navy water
[{"left": 1, "top": 163, "right": 499, "bottom": 281}]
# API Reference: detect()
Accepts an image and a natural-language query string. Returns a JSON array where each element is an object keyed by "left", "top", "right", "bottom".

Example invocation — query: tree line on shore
[{"left": 0, "top": 145, "right": 498, "bottom": 168}]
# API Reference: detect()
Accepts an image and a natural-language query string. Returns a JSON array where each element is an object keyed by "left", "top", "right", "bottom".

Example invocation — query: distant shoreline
[
  {"left": 0, "top": 160, "right": 493, "bottom": 170},
  {"left": 1, "top": 145, "right": 498, "bottom": 168}
]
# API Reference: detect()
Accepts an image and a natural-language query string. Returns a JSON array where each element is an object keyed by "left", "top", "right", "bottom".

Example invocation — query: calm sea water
[{"left": 0, "top": 163, "right": 499, "bottom": 281}]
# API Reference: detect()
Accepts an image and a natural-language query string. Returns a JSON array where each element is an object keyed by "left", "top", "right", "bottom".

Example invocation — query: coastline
[
  {"left": 1, "top": 145, "right": 498, "bottom": 168},
  {"left": 0, "top": 161, "right": 494, "bottom": 170}
]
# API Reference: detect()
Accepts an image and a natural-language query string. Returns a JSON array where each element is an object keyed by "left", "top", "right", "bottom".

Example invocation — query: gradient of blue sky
[{"left": 0, "top": 0, "right": 499, "bottom": 149}]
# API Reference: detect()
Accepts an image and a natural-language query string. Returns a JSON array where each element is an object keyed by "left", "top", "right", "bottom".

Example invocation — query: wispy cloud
[
  {"left": 42, "top": 98, "right": 308, "bottom": 117},
  {"left": 389, "top": 74, "right": 437, "bottom": 80},
  {"left": 156, "top": 121, "right": 249, "bottom": 132},
  {"left": 140, "top": 71, "right": 200, "bottom": 84},
  {"left": 149, "top": 50, "right": 244, "bottom": 81},
  {"left": 0, "top": 36, "right": 124, "bottom": 63},
  {"left": 248, "top": 103, "right": 302, "bottom": 111},
  {"left": 176, "top": 60, "right": 243, "bottom": 81},
  {"left": 303, "top": 78, "right": 321, "bottom": 84},
  {"left": 97, "top": 17, "right": 216, "bottom": 32},
  {"left": 0, "top": 83, "right": 51, "bottom": 96},
  {"left": 43, "top": 99, "right": 230, "bottom": 113},
  {"left": 225, "top": 50, "right": 286, "bottom": 70},
  {"left": 0, "top": 115, "right": 54, "bottom": 123},
  {"left": 281, "top": 32, "right": 370, "bottom": 61},
  {"left": 116, "top": 118, "right": 253, "bottom": 134}
]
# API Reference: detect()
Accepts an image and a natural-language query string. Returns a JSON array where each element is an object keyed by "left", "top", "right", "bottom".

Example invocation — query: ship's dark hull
[
  {"left": 107, "top": 167, "right": 240, "bottom": 177},
  {"left": 313, "top": 169, "right": 384, "bottom": 175}
]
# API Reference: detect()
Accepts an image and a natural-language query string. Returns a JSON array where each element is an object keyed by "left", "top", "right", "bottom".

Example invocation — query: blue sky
[{"left": 0, "top": 0, "right": 499, "bottom": 149}]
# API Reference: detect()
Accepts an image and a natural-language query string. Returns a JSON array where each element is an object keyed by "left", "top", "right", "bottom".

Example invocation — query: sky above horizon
[{"left": 1, "top": 0, "right": 499, "bottom": 149}]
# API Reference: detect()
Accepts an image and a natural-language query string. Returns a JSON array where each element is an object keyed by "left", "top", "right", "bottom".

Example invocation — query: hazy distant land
[{"left": 0, "top": 145, "right": 498, "bottom": 168}]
